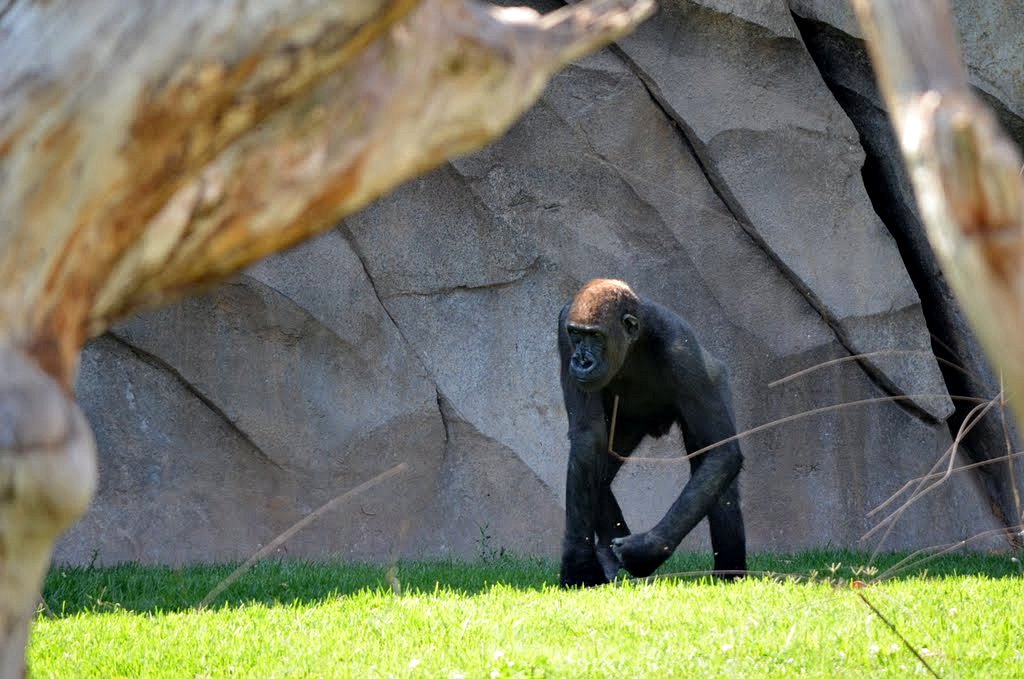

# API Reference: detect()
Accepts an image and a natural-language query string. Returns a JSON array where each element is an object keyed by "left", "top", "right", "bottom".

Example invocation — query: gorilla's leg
[{"left": 707, "top": 476, "right": 746, "bottom": 578}]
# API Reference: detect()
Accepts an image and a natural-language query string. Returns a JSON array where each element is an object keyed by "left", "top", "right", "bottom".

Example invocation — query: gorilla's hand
[{"left": 610, "top": 531, "right": 673, "bottom": 578}]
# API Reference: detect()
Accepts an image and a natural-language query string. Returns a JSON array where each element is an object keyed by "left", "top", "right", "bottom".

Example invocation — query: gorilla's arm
[
  {"left": 559, "top": 382, "right": 612, "bottom": 586},
  {"left": 558, "top": 304, "right": 616, "bottom": 586},
  {"left": 612, "top": 346, "right": 746, "bottom": 578}
]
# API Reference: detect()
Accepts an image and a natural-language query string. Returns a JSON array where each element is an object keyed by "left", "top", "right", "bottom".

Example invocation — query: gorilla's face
[
  {"left": 566, "top": 314, "right": 639, "bottom": 392},
  {"left": 565, "top": 278, "right": 642, "bottom": 392},
  {"left": 566, "top": 324, "right": 609, "bottom": 390}
]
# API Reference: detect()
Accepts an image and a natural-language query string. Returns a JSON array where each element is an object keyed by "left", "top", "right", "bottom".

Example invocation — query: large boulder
[{"left": 60, "top": 0, "right": 1017, "bottom": 565}]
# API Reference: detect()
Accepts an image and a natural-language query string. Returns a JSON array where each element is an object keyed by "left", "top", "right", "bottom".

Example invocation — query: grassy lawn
[{"left": 30, "top": 550, "right": 1024, "bottom": 677}]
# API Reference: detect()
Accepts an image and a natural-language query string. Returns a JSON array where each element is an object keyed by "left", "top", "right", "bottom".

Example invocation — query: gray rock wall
[{"left": 58, "top": 0, "right": 1022, "bottom": 566}]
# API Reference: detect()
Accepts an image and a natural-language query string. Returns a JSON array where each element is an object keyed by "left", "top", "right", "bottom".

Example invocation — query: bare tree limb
[
  {"left": 0, "top": 0, "right": 654, "bottom": 674},
  {"left": 852, "top": 0, "right": 1024, "bottom": 537},
  {"left": 0, "top": 0, "right": 654, "bottom": 385}
]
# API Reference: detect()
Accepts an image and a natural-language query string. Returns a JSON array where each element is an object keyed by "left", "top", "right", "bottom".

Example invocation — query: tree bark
[
  {"left": 0, "top": 0, "right": 654, "bottom": 673},
  {"left": 852, "top": 0, "right": 1024, "bottom": 534}
]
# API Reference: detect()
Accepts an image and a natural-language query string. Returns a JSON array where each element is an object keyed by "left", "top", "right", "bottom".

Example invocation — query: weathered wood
[
  {"left": 853, "top": 0, "right": 1024, "bottom": 531},
  {"left": 0, "top": 0, "right": 654, "bottom": 674},
  {"left": 0, "top": 0, "right": 654, "bottom": 385},
  {"left": 0, "top": 344, "right": 96, "bottom": 676}
]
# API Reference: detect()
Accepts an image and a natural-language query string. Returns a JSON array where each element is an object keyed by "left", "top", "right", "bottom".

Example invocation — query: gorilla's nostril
[{"left": 573, "top": 356, "right": 594, "bottom": 372}]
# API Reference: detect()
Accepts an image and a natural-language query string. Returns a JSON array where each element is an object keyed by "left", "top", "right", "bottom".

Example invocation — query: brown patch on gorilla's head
[
  {"left": 565, "top": 279, "right": 642, "bottom": 391},
  {"left": 568, "top": 279, "right": 639, "bottom": 328}
]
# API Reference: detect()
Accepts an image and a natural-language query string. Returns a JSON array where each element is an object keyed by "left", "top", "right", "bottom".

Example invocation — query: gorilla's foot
[
  {"left": 560, "top": 547, "right": 609, "bottom": 588},
  {"left": 610, "top": 531, "right": 673, "bottom": 578}
]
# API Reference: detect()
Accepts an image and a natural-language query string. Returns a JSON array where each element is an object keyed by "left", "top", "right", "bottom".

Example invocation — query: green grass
[{"left": 30, "top": 551, "right": 1024, "bottom": 677}]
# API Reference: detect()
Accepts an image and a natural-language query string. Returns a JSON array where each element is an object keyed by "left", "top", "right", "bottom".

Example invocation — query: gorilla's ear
[{"left": 622, "top": 313, "right": 640, "bottom": 338}]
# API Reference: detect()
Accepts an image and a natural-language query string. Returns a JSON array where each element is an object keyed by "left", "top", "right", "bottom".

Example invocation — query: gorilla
[{"left": 557, "top": 279, "right": 746, "bottom": 587}]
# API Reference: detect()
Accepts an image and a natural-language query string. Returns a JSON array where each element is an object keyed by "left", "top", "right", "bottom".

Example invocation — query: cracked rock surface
[{"left": 60, "top": 0, "right": 1020, "bottom": 564}]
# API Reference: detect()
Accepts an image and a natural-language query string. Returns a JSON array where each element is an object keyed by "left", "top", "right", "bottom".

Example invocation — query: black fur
[{"left": 558, "top": 280, "right": 746, "bottom": 587}]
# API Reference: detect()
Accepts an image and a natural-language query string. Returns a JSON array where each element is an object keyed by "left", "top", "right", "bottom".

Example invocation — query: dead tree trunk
[
  {"left": 0, "top": 0, "right": 654, "bottom": 673},
  {"left": 853, "top": 0, "right": 1024, "bottom": 534}
]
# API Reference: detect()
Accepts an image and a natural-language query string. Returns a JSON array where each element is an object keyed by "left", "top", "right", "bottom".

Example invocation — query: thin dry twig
[
  {"left": 605, "top": 394, "right": 988, "bottom": 465},
  {"left": 863, "top": 397, "right": 997, "bottom": 551},
  {"left": 895, "top": 450, "right": 1024, "bottom": 488},
  {"left": 998, "top": 372, "right": 1023, "bottom": 528},
  {"left": 866, "top": 396, "right": 997, "bottom": 520},
  {"left": 199, "top": 462, "right": 408, "bottom": 609},
  {"left": 855, "top": 591, "right": 942, "bottom": 678},
  {"left": 767, "top": 350, "right": 982, "bottom": 390},
  {"left": 608, "top": 394, "right": 621, "bottom": 457},
  {"left": 874, "top": 524, "right": 1024, "bottom": 583}
]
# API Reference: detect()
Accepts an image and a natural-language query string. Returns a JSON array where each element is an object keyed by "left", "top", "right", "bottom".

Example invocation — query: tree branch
[
  {"left": 0, "top": 0, "right": 654, "bottom": 385},
  {"left": 852, "top": 0, "right": 1024, "bottom": 428},
  {"left": 0, "top": 1, "right": 654, "bottom": 675}
]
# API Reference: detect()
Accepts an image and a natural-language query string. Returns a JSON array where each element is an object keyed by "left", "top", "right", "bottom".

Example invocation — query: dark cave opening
[{"left": 792, "top": 12, "right": 1024, "bottom": 537}]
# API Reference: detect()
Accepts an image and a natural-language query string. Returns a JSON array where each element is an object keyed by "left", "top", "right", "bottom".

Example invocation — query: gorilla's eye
[{"left": 568, "top": 326, "right": 603, "bottom": 346}]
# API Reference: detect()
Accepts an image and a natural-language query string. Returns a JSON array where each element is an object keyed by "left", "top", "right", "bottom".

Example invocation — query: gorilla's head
[{"left": 564, "top": 279, "right": 641, "bottom": 392}]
